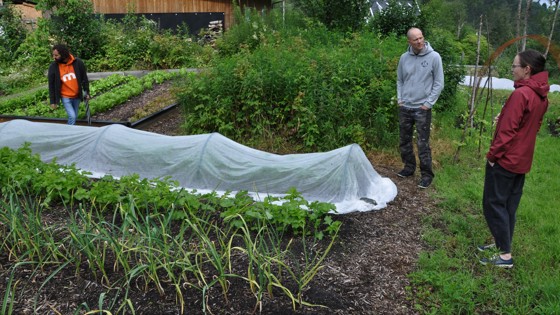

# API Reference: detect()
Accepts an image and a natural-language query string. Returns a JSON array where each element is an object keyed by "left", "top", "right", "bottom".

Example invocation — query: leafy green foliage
[
  {"left": 0, "top": 88, "right": 49, "bottom": 114},
  {"left": 144, "top": 30, "right": 212, "bottom": 70},
  {"left": 421, "top": 0, "right": 469, "bottom": 39},
  {"left": 36, "top": 0, "right": 103, "bottom": 60},
  {"left": 219, "top": 189, "right": 341, "bottom": 240},
  {"left": 0, "top": 0, "right": 27, "bottom": 67},
  {"left": 179, "top": 31, "right": 404, "bottom": 151},
  {"left": 216, "top": 6, "right": 281, "bottom": 56},
  {"left": 87, "top": 73, "right": 136, "bottom": 96},
  {"left": 87, "top": 15, "right": 157, "bottom": 71},
  {"left": 458, "top": 32, "right": 490, "bottom": 65},
  {"left": 0, "top": 145, "right": 89, "bottom": 206},
  {"left": 370, "top": 0, "right": 425, "bottom": 36},
  {"left": 0, "top": 70, "right": 177, "bottom": 118},
  {"left": 1, "top": 145, "right": 342, "bottom": 312},
  {"left": 84, "top": 70, "right": 178, "bottom": 116},
  {"left": 428, "top": 28, "right": 467, "bottom": 112},
  {"left": 1, "top": 3, "right": 211, "bottom": 92},
  {"left": 11, "top": 18, "right": 52, "bottom": 77},
  {"left": 87, "top": 15, "right": 209, "bottom": 71},
  {"left": 291, "top": 0, "right": 370, "bottom": 31},
  {"left": 1, "top": 145, "right": 341, "bottom": 239}
]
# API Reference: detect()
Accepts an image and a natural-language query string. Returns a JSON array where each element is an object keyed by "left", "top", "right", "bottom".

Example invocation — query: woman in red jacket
[{"left": 479, "top": 49, "right": 549, "bottom": 268}]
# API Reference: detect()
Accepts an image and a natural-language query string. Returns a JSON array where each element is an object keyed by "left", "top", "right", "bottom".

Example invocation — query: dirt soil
[{"left": 1, "top": 82, "right": 436, "bottom": 314}]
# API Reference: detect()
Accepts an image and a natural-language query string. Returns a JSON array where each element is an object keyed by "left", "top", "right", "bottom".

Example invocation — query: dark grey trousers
[
  {"left": 482, "top": 161, "right": 525, "bottom": 254},
  {"left": 398, "top": 106, "right": 434, "bottom": 179}
]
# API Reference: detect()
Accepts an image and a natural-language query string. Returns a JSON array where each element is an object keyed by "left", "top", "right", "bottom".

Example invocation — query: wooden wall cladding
[{"left": 91, "top": 0, "right": 271, "bottom": 29}]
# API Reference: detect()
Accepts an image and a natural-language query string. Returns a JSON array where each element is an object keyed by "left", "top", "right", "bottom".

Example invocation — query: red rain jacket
[{"left": 486, "top": 71, "right": 549, "bottom": 174}]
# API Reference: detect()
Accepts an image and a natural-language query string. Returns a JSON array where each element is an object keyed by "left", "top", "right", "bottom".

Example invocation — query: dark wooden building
[{"left": 91, "top": 0, "right": 272, "bottom": 34}]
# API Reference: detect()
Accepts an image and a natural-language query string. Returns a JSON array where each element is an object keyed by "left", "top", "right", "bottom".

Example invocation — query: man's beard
[{"left": 55, "top": 57, "right": 66, "bottom": 63}]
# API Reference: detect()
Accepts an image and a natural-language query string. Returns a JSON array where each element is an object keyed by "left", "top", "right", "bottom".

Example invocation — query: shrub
[
  {"left": 215, "top": 5, "right": 337, "bottom": 57},
  {"left": 87, "top": 15, "right": 158, "bottom": 71},
  {"left": 291, "top": 0, "right": 370, "bottom": 31},
  {"left": 36, "top": 0, "right": 103, "bottom": 60},
  {"left": 459, "top": 33, "right": 490, "bottom": 66},
  {"left": 370, "top": 0, "right": 426, "bottom": 36},
  {"left": 429, "top": 28, "right": 467, "bottom": 112},
  {"left": 87, "top": 15, "right": 208, "bottom": 71},
  {"left": 178, "top": 31, "right": 404, "bottom": 152},
  {"left": 0, "top": 0, "right": 28, "bottom": 67},
  {"left": 13, "top": 18, "right": 52, "bottom": 77},
  {"left": 143, "top": 31, "right": 209, "bottom": 69},
  {"left": 217, "top": 6, "right": 289, "bottom": 56}
]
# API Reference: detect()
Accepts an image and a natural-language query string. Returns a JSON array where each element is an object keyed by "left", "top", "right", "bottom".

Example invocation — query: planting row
[
  {"left": 0, "top": 145, "right": 341, "bottom": 313},
  {"left": 0, "top": 70, "right": 181, "bottom": 119}
]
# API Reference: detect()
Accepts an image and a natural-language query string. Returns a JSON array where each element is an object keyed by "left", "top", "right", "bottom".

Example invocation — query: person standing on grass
[
  {"left": 396, "top": 27, "right": 444, "bottom": 189},
  {"left": 48, "top": 44, "right": 90, "bottom": 125},
  {"left": 479, "top": 49, "right": 549, "bottom": 268}
]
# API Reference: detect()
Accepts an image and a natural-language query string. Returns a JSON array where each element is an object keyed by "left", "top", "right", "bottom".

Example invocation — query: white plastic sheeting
[
  {"left": 462, "top": 75, "right": 560, "bottom": 92},
  {"left": 0, "top": 120, "right": 397, "bottom": 213}
]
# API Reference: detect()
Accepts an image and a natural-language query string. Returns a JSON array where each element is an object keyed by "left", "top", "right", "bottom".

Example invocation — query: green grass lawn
[{"left": 411, "top": 88, "right": 560, "bottom": 314}]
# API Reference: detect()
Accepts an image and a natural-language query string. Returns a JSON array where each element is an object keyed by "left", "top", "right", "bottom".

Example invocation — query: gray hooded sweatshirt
[{"left": 397, "top": 41, "right": 444, "bottom": 109}]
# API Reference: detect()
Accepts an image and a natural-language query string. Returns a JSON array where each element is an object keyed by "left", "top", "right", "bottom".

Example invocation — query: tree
[
  {"left": 290, "top": 0, "right": 370, "bottom": 31},
  {"left": 423, "top": 0, "right": 467, "bottom": 39},
  {"left": 521, "top": 0, "right": 532, "bottom": 50},
  {"left": 545, "top": 0, "right": 560, "bottom": 57},
  {"left": 517, "top": 0, "right": 523, "bottom": 52},
  {"left": 370, "top": 0, "right": 425, "bottom": 36},
  {"left": 36, "top": 0, "right": 103, "bottom": 60},
  {"left": 0, "top": 0, "right": 28, "bottom": 65}
]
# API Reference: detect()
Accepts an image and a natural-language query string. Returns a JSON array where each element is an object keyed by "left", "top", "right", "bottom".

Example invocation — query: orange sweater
[{"left": 58, "top": 54, "right": 80, "bottom": 98}]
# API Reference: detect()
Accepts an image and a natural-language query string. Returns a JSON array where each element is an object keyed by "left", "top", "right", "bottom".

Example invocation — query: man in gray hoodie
[{"left": 396, "top": 27, "right": 444, "bottom": 188}]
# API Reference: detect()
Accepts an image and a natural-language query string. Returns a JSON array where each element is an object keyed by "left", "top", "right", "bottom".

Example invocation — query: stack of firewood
[{"left": 199, "top": 20, "right": 223, "bottom": 46}]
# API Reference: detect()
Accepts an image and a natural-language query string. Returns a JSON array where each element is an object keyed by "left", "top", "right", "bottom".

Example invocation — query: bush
[
  {"left": 428, "top": 28, "right": 467, "bottom": 112},
  {"left": 87, "top": 15, "right": 208, "bottom": 71},
  {"left": 37, "top": 0, "right": 103, "bottom": 60},
  {"left": 0, "top": 0, "right": 27, "bottom": 67},
  {"left": 178, "top": 31, "right": 404, "bottom": 152},
  {"left": 12, "top": 18, "right": 52, "bottom": 77},
  {"left": 370, "top": 0, "right": 426, "bottom": 36},
  {"left": 87, "top": 15, "right": 158, "bottom": 71},
  {"left": 459, "top": 33, "right": 490, "bottom": 66},
  {"left": 143, "top": 31, "right": 210, "bottom": 69},
  {"left": 291, "top": 0, "right": 370, "bottom": 31},
  {"left": 216, "top": 5, "right": 354, "bottom": 58}
]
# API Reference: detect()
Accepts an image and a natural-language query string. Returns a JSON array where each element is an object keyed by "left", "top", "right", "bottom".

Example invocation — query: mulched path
[{"left": 1, "top": 82, "right": 435, "bottom": 314}]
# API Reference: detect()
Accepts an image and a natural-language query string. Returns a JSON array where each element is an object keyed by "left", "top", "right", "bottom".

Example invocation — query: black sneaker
[
  {"left": 479, "top": 255, "right": 514, "bottom": 269},
  {"left": 397, "top": 169, "right": 414, "bottom": 178},
  {"left": 418, "top": 177, "right": 432, "bottom": 188},
  {"left": 477, "top": 244, "right": 496, "bottom": 252}
]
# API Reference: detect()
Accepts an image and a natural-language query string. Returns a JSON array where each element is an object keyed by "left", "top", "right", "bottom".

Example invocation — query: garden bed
[{"left": 1, "top": 83, "right": 434, "bottom": 314}]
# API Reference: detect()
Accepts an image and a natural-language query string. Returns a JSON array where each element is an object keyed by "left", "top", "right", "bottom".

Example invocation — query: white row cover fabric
[{"left": 0, "top": 120, "right": 397, "bottom": 213}]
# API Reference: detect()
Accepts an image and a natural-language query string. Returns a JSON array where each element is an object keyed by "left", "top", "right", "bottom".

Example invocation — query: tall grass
[{"left": 411, "top": 88, "right": 560, "bottom": 314}]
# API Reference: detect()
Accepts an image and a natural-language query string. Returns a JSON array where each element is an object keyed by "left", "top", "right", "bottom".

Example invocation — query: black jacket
[{"left": 48, "top": 56, "right": 90, "bottom": 105}]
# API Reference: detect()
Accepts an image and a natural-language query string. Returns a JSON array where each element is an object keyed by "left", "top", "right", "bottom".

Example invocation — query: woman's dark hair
[
  {"left": 518, "top": 49, "right": 546, "bottom": 75},
  {"left": 52, "top": 44, "right": 70, "bottom": 60}
]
